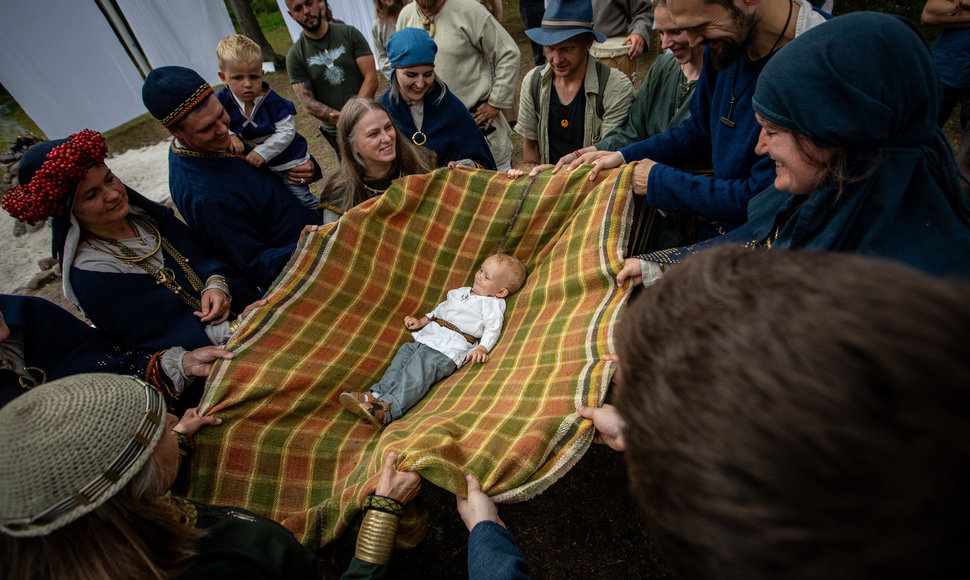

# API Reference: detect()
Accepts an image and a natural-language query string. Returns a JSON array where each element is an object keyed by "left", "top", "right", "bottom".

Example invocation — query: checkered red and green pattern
[{"left": 189, "top": 165, "right": 632, "bottom": 548}]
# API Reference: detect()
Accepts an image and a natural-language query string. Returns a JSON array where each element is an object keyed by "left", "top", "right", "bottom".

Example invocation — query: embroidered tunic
[{"left": 168, "top": 143, "right": 321, "bottom": 290}]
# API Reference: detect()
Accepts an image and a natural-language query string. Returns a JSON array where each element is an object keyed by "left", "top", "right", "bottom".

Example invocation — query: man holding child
[{"left": 142, "top": 66, "right": 320, "bottom": 292}]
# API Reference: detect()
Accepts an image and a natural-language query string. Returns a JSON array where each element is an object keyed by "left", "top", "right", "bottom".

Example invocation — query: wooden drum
[{"left": 589, "top": 36, "right": 637, "bottom": 80}]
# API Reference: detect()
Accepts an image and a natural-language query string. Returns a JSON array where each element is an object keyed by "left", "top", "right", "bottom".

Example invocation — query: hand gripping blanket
[{"left": 189, "top": 165, "right": 633, "bottom": 549}]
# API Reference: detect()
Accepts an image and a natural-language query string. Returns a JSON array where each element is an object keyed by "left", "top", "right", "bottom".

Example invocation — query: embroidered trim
[
  {"left": 364, "top": 494, "right": 404, "bottom": 517},
  {"left": 170, "top": 141, "right": 238, "bottom": 159},
  {"left": 161, "top": 84, "right": 214, "bottom": 127}
]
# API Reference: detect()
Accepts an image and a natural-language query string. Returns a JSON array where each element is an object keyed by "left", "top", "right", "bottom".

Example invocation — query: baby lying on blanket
[{"left": 340, "top": 253, "right": 527, "bottom": 428}]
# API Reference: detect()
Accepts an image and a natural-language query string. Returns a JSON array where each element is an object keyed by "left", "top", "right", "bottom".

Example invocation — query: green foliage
[
  {"left": 257, "top": 10, "right": 285, "bottom": 31},
  {"left": 224, "top": 0, "right": 285, "bottom": 35}
]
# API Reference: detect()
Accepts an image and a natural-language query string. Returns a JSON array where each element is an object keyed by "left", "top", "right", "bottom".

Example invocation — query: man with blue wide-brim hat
[{"left": 514, "top": 0, "right": 634, "bottom": 165}]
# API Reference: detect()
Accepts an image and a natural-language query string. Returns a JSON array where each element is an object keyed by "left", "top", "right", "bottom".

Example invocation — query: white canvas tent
[
  {"left": 0, "top": 0, "right": 234, "bottom": 138},
  {"left": 275, "top": 0, "right": 378, "bottom": 66}
]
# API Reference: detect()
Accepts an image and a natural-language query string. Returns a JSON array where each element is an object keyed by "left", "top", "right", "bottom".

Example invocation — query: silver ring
[{"left": 300, "top": 178, "right": 306, "bottom": 184}]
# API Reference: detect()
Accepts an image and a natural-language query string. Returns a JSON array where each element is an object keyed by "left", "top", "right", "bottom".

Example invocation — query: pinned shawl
[
  {"left": 641, "top": 13, "right": 970, "bottom": 280},
  {"left": 747, "top": 12, "right": 970, "bottom": 278},
  {"left": 380, "top": 82, "right": 496, "bottom": 170}
]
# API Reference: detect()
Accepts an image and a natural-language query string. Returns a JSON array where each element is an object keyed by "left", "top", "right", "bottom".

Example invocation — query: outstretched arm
[
  {"left": 923, "top": 0, "right": 970, "bottom": 26},
  {"left": 458, "top": 474, "right": 531, "bottom": 580}
]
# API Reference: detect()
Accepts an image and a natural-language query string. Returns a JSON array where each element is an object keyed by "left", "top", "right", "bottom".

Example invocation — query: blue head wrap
[
  {"left": 741, "top": 12, "right": 970, "bottom": 278},
  {"left": 387, "top": 28, "right": 437, "bottom": 79}
]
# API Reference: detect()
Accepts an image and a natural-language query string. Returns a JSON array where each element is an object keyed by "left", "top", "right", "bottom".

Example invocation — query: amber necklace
[
  {"left": 87, "top": 216, "right": 204, "bottom": 311},
  {"left": 418, "top": 0, "right": 446, "bottom": 37}
]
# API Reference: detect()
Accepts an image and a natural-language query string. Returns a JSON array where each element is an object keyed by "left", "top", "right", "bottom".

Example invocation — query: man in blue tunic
[
  {"left": 564, "top": 0, "right": 827, "bottom": 234},
  {"left": 142, "top": 66, "right": 321, "bottom": 291}
]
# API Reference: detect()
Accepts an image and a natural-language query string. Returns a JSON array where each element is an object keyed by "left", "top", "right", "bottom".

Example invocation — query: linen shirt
[
  {"left": 515, "top": 56, "right": 634, "bottom": 163},
  {"left": 397, "top": 0, "right": 520, "bottom": 166},
  {"left": 372, "top": 17, "right": 395, "bottom": 79},
  {"left": 414, "top": 287, "right": 506, "bottom": 367}
]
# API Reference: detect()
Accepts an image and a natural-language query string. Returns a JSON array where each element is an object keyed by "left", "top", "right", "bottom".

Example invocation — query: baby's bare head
[{"left": 483, "top": 253, "right": 527, "bottom": 296}]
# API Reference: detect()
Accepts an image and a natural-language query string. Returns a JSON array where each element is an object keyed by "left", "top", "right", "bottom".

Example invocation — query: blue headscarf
[
  {"left": 386, "top": 28, "right": 437, "bottom": 78},
  {"left": 744, "top": 12, "right": 970, "bottom": 278}
]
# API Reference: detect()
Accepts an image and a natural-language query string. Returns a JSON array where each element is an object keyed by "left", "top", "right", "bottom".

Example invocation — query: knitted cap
[
  {"left": 0, "top": 374, "right": 167, "bottom": 537},
  {"left": 387, "top": 28, "right": 438, "bottom": 72},
  {"left": 142, "top": 65, "right": 213, "bottom": 128}
]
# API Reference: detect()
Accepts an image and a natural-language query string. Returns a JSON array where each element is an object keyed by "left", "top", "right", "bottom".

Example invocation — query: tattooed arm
[{"left": 291, "top": 81, "right": 340, "bottom": 124}]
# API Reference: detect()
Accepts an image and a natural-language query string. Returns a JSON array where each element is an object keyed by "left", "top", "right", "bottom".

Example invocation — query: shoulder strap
[
  {"left": 530, "top": 68, "right": 542, "bottom": 121},
  {"left": 593, "top": 59, "right": 610, "bottom": 120}
]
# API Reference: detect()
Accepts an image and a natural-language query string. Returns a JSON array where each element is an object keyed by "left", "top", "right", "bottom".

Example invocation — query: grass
[{"left": 0, "top": 92, "right": 45, "bottom": 153}]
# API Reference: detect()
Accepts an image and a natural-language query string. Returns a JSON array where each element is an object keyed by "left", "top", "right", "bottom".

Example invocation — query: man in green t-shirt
[{"left": 286, "top": 0, "right": 378, "bottom": 158}]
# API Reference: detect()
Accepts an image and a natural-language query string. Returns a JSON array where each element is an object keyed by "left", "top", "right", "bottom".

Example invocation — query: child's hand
[
  {"left": 228, "top": 134, "right": 245, "bottom": 155},
  {"left": 246, "top": 150, "right": 265, "bottom": 167},
  {"left": 404, "top": 316, "right": 429, "bottom": 330},
  {"left": 466, "top": 345, "right": 489, "bottom": 363}
]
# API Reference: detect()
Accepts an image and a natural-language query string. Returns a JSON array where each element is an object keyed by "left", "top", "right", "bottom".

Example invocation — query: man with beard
[
  {"left": 515, "top": 0, "right": 635, "bottom": 165},
  {"left": 286, "top": 0, "right": 378, "bottom": 158},
  {"left": 560, "top": 0, "right": 827, "bottom": 236},
  {"left": 397, "top": 0, "right": 521, "bottom": 171}
]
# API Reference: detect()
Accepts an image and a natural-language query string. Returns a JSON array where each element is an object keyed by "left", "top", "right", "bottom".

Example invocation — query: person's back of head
[
  {"left": 616, "top": 246, "right": 970, "bottom": 579},
  {"left": 0, "top": 374, "right": 199, "bottom": 580}
]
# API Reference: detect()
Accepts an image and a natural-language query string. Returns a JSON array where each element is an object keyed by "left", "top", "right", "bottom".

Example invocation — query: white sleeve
[
  {"left": 253, "top": 115, "right": 296, "bottom": 162},
  {"left": 477, "top": 299, "right": 507, "bottom": 352}
]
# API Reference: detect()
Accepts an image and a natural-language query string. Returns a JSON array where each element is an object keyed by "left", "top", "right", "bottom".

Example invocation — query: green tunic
[
  {"left": 595, "top": 52, "right": 696, "bottom": 152},
  {"left": 177, "top": 501, "right": 324, "bottom": 579},
  {"left": 287, "top": 24, "right": 373, "bottom": 136}
]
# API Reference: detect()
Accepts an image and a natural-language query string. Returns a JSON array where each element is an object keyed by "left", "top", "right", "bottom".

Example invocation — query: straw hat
[{"left": 0, "top": 373, "right": 167, "bottom": 537}]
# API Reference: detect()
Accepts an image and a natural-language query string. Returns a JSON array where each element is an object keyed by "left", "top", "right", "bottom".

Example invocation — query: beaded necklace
[{"left": 86, "top": 215, "right": 204, "bottom": 311}]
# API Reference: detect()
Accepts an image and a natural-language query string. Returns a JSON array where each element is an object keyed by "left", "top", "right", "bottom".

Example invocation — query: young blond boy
[
  {"left": 340, "top": 253, "right": 527, "bottom": 428},
  {"left": 216, "top": 34, "right": 317, "bottom": 211}
]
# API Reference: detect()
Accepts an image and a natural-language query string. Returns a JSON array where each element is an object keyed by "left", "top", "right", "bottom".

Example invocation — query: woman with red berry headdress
[{"left": 2, "top": 131, "right": 259, "bottom": 398}]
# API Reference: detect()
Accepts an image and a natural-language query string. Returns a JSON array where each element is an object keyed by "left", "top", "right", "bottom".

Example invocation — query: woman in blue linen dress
[
  {"left": 3, "top": 130, "right": 258, "bottom": 352},
  {"left": 618, "top": 12, "right": 970, "bottom": 285},
  {"left": 378, "top": 27, "right": 496, "bottom": 170}
]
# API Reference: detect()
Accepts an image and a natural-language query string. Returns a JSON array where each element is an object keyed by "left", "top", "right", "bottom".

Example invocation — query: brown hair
[
  {"left": 374, "top": 0, "right": 407, "bottom": 18},
  {"left": 216, "top": 34, "right": 261, "bottom": 70},
  {"left": 322, "top": 97, "right": 435, "bottom": 212},
  {"left": 616, "top": 246, "right": 970, "bottom": 579},
  {"left": 0, "top": 452, "right": 202, "bottom": 580},
  {"left": 755, "top": 114, "right": 870, "bottom": 199}
]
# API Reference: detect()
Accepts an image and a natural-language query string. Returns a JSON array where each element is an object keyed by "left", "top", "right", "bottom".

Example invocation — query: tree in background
[{"left": 225, "top": 0, "right": 279, "bottom": 66}]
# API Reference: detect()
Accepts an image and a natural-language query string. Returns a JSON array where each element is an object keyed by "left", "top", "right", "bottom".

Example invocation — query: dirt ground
[{"left": 0, "top": 3, "right": 960, "bottom": 578}]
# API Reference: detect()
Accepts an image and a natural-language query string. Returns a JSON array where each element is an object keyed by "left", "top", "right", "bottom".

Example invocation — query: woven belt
[{"left": 430, "top": 316, "right": 477, "bottom": 344}]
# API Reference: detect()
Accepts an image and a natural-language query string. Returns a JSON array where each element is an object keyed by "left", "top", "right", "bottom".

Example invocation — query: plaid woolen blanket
[{"left": 189, "top": 165, "right": 632, "bottom": 548}]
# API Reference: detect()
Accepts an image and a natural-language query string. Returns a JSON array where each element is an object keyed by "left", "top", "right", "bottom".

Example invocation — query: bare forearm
[
  {"left": 357, "top": 56, "right": 379, "bottom": 99},
  {"left": 291, "top": 81, "right": 334, "bottom": 123},
  {"left": 923, "top": 0, "right": 970, "bottom": 26},
  {"left": 523, "top": 139, "right": 540, "bottom": 164}
]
